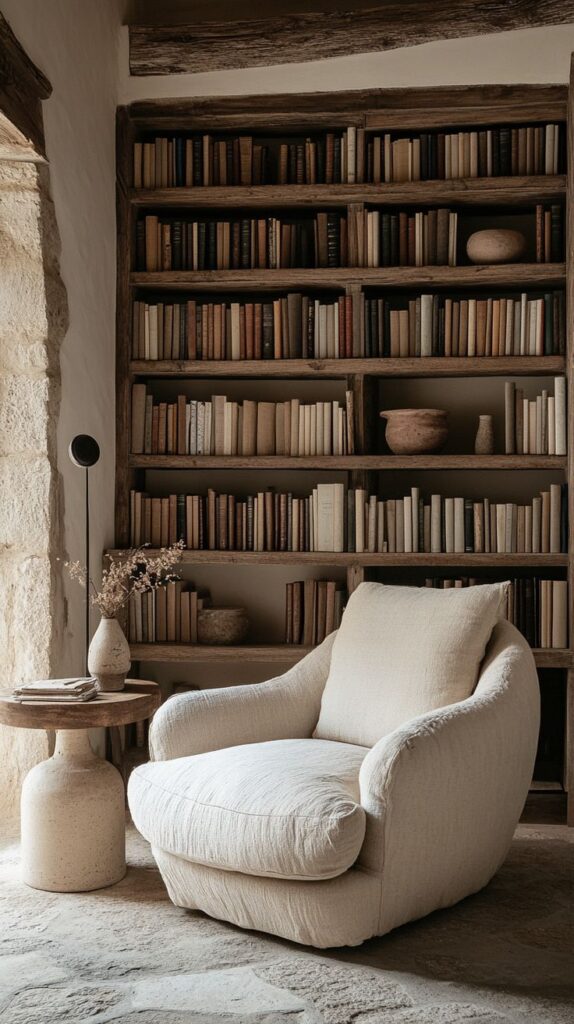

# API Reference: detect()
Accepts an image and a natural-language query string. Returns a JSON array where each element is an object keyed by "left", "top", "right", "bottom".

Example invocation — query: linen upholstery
[
  {"left": 129, "top": 585, "right": 540, "bottom": 949},
  {"left": 314, "top": 580, "right": 508, "bottom": 747},
  {"left": 129, "top": 738, "right": 368, "bottom": 881}
]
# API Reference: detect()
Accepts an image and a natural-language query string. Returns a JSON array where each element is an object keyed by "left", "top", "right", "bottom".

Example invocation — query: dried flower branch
[{"left": 65, "top": 542, "right": 184, "bottom": 618}]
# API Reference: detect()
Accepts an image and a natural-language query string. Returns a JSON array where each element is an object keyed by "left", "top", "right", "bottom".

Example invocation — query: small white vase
[{"left": 88, "top": 617, "right": 131, "bottom": 692}]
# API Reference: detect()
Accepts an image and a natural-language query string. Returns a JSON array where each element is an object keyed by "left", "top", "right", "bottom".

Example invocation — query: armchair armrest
[
  {"left": 358, "top": 621, "right": 539, "bottom": 936},
  {"left": 149, "top": 632, "right": 335, "bottom": 761}
]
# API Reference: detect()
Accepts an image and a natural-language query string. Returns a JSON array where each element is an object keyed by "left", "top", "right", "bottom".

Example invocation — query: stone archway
[{"left": 0, "top": 17, "right": 68, "bottom": 827}]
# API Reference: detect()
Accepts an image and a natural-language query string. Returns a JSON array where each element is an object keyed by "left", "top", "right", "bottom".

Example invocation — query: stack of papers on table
[{"left": 12, "top": 678, "right": 99, "bottom": 703}]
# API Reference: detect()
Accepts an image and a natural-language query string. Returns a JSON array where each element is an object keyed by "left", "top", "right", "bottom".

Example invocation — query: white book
[
  {"left": 554, "top": 376, "right": 567, "bottom": 455},
  {"left": 453, "top": 497, "right": 465, "bottom": 553}
]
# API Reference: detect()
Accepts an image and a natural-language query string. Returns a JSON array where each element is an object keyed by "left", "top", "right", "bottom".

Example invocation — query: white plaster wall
[{"left": 0, "top": 0, "right": 123, "bottom": 677}]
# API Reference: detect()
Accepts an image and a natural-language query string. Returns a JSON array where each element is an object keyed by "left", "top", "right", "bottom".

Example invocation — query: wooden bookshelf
[{"left": 116, "top": 82, "right": 572, "bottom": 819}]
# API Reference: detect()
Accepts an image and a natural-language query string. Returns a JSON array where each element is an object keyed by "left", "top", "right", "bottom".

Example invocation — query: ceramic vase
[
  {"left": 380, "top": 408, "right": 448, "bottom": 455},
  {"left": 88, "top": 616, "right": 131, "bottom": 692},
  {"left": 474, "top": 415, "right": 495, "bottom": 455}
]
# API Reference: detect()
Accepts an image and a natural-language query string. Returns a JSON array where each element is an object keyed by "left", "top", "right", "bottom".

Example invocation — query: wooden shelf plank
[
  {"left": 128, "top": 454, "right": 566, "bottom": 470},
  {"left": 130, "top": 356, "right": 566, "bottom": 380},
  {"left": 130, "top": 264, "right": 566, "bottom": 292},
  {"left": 130, "top": 643, "right": 312, "bottom": 663},
  {"left": 127, "top": 642, "right": 570, "bottom": 666},
  {"left": 109, "top": 549, "right": 568, "bottom": 567},
  {"left": 129, "top": 176, "right": 566, "bottom": 210}
]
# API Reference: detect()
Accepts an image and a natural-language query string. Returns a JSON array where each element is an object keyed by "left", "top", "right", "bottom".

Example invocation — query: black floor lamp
[{"left": 68, "top": 434, "right": 100, "bottom": 676}]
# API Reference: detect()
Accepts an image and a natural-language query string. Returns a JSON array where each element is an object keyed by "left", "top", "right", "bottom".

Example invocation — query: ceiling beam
[
  {"left": 0, "top": 14, "right": 51, "bottom": 159},
  {"left": 130, "top": 0, "right": 574, "bottom": 76}
]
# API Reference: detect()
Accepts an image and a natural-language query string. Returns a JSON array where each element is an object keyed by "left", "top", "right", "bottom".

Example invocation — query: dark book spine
[
  {"left": 192, "top": 138, "right": 202, "bottom": 186},
  {"left": 136, "top": 221, "right": 145, "bottom": 270},
  {"left": 464, "top": 498, "right": 474, "bottom": 552},
  {"left": 177, "top": 495, "right": 186, "bottom": 543},
  {"left": 175, "top": 138, "right": 185, "bottom": 187},
  {"left": 171, "top": 220, "right": 182, "bottom": 271},
  {"left": 550, "top": 204, "right": 564, "bottom": 262},
  {"left": 198, "top": 222, "right": 206, "bottom": 271},
  {"left": 262, "top": 303, "right": 274, "bottom": 359},
  {"left": 240, "top": 218, "right": 251, "bottom": 269}
]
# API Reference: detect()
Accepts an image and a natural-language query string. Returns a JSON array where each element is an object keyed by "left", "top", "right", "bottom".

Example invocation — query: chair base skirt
[{"left": 152, "top": 847, "right": 381, "bottom": 949}]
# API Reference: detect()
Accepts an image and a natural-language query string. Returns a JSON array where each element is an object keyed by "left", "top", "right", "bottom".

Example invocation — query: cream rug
[{"left": 0, "top": 821, "right": 572, "bottom": 1023}]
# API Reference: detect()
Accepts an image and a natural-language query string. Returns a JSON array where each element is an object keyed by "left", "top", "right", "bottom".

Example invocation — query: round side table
[{"left": 0, "top": 680, "right": 160, "bottom": 893}]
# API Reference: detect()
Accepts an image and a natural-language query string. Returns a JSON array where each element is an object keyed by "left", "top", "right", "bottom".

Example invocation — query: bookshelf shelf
[
  {"left": 117, "top": 84, "right": 573, "bottom": 823},
  {"left": 131, "top": 264, "right": 566, "bottom": 292},
  {"left": 129, "top": 642, "right": 570, "bottom": 668},
  {"left": 128, "top": 454, "right": 566, "bottom": 471},
  {"left": 130, "top": 356, "right": 566, "bottom": 380},
  {"left": 108, "top": 549, "right": 568, "bottom": 568},
  {"left": 129, "top": 175, "right": 566, "bottom": 210}
]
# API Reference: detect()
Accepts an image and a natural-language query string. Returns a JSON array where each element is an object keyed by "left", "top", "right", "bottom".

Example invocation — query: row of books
[
  {"left": 350, "top": 486, "right": 568, "bottom": 554},
  {"left": 131, "top": 290, "right": 566, "bottom": 362},
  {"left": 128, "top": 581, "right": 209, "bottom": 644},
  {"left": 128, "top": 484, "right": 567, "bottom": 555},
  {"left": 423, "top": 577, "right": 568, "bottom": 649},
  {"left": 285, "top": 580, "right": 346, "bottom": 645},
  {"left": 365, "top": 291, "right": 565, "bottom": 359},
  {"left": 504, "top": 380, "right": 567, "bottom": 455},
  {"left": 130, "top": 485, "right": 347, "bottom": 551},
  {"left": 131, "top": 386, "right": 355, "bottom": 456},
  {"left": 132, "top": 124, "right": 563, "bottom": 189},
  {"left": 138, "top": 205, "right": 563, "bottom": 273}
]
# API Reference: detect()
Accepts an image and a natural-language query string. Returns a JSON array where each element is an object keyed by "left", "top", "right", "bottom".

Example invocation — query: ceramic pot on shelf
[
  {"left": 466, "top": 228, "right": 526, "bottom": 265},
  {"left": 380, "top": 408, "right": 449, "bottom": 455},
  {"left": 88, "top": 616, "right": 131, "bottom": 692}
]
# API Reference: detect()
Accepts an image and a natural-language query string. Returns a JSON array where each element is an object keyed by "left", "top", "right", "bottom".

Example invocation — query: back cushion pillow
[{"left": 314, "top": 581, "right": 508, "bottom": 747}]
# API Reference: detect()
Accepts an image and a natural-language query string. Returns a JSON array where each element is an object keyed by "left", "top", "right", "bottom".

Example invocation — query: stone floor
[{"left": 0, "top": 799, "right": 573, "bottom": 1023}]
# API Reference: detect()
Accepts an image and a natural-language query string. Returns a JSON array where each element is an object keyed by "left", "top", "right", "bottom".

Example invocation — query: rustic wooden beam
[
  {"left": 129, "top": 0, "right": 574, "bottom": 75},
  {"left": 0, "top": 13, "right": 51, "bottom": 159}
]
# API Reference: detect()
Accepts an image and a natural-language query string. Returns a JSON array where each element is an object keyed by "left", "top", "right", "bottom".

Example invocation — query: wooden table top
[{"left": 0, "top": 679, "right": 161, "bottom": 730}]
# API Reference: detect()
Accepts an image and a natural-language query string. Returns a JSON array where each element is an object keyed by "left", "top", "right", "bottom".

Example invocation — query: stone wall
[{"left": 0, "top": 161, "right": 68, "bottom": 826}]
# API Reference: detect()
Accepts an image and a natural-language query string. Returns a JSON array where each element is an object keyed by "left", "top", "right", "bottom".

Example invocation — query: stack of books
[
  {"left": 12, "top": 678, "right": 98, "bottom": 703},
  {"left": 504, "top": 379, "right": 567, "bottom": 455},
  {"left": 131, "top": 386, "right": 355, "bottom": 457},
  {"left": 129, "top": 582, "right": 209, "bottom": 644},
  {"left": 423, "top": 576, "right": 568, "bottom": 649},
  {"left": 132, "top": 123, "right": 563, "bottom": 189},
  {"left": 285, "top": 580, "right": 346, "bottom": 645}
]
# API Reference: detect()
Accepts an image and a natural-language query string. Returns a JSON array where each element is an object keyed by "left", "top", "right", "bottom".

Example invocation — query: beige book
[
  {"left": 535, "top": 395, "right": 543, "bottom": 455},
  {"left": 289, "top": 398, "right": 300, "bottom": 456},
  {"left": 496, "top": 504, "right": 506, "bottom": 553},
  {"left": 410, "top": 486, "right": 420, "bottom": 553},
  {"left": 303, "top": 404, "right": 312, "bottom": 456},
  {"left": 403, "top": 496, "right": 413, "bottom": 553},
  {"left": 332, "top": 483, "right": 345, "bottom": 553},
  {"left": 467, "top": 299, "right": 477, "bottom": 357},
  {"left": 528, "top": 401, "right": 536, "bottom": 454},
  {"left": 395, "top": 499, "right": 405, "bottom": 553},
  {"left": 453, "top": 497, "right": 465, "bottom": 553},
  {"left": 240, "top": 399, "right": 257, "bottom": 457},
  {"left": 541, "top": 490, "right": 550, "bottom": 553},
  {"left": 531, "top": 497, "right": 541, "bottom": 553},
  {"left": 256, "top": 402, "right": 276, "bottom": 455},
  {"left": 444, "top": 497, "right": 454, "bottom": 553},
  {"left": 548, "top": 397, "right": 556, "bottom": 455},
  {"left": 473, "top": 502, "right": 484, "bottom": 553},
  {"left": 316, "top": 402, "right": 325, "bottom": 456},
  {"left": 367, "top": 494, "right": 377, "bottom": 553},
  {"left": 211, "top": 395, "right": 227, "bottom": 456},
  {"left": 554, "top": 376, "right": 567, "bottom": 455},
  {"left": 506, "top": 503, "right": 516, "bottom": 553},
  {"left": 355, "top": 488, "right": 365, "bottom": 553},
  {"left": 420, "top": 294, "right": 433, "bottom": 357},
  {"left": 522, "top": 397, "right": 529, "bottom": 453},
  {"left": 551, "top": 580, "right": 568, "bottom": 649},
  {"left": 430, "top": 494, "right": 442, "bottom": 553},
  {"left": 309, "top": 404, "right": 317, "bottom": 457},
  {"left": 550, "top": 483, "right": 561, "bottom": 553}
]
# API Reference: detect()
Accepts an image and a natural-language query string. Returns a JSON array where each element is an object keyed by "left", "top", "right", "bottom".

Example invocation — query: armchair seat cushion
[{"left": 128, "top": 737, "right": 368, "bottom": 881}]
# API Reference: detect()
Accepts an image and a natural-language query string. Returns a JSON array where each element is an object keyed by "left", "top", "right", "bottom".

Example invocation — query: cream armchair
[{"left": 129, "top": 584, "right": 539, "bottom": 948}]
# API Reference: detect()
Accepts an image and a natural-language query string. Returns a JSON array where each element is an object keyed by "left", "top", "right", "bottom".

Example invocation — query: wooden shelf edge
[
  {"left": 130, "top": 264, "right": 566, "bottom": 291},
  {"left": 129, "top": 175, "right": 566, "bottom": 209},
  {"left": 109, "top": 549, "right": 569, "bottom": 567},
  {"left": 128, "top": 454, "right": 567, "bottom": 470},
  {"left": 128, "top": 642, "right": 570, "bottom": 666},
  {"left": 130, "top": 356, "right": 566, "bottom": 379}
]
